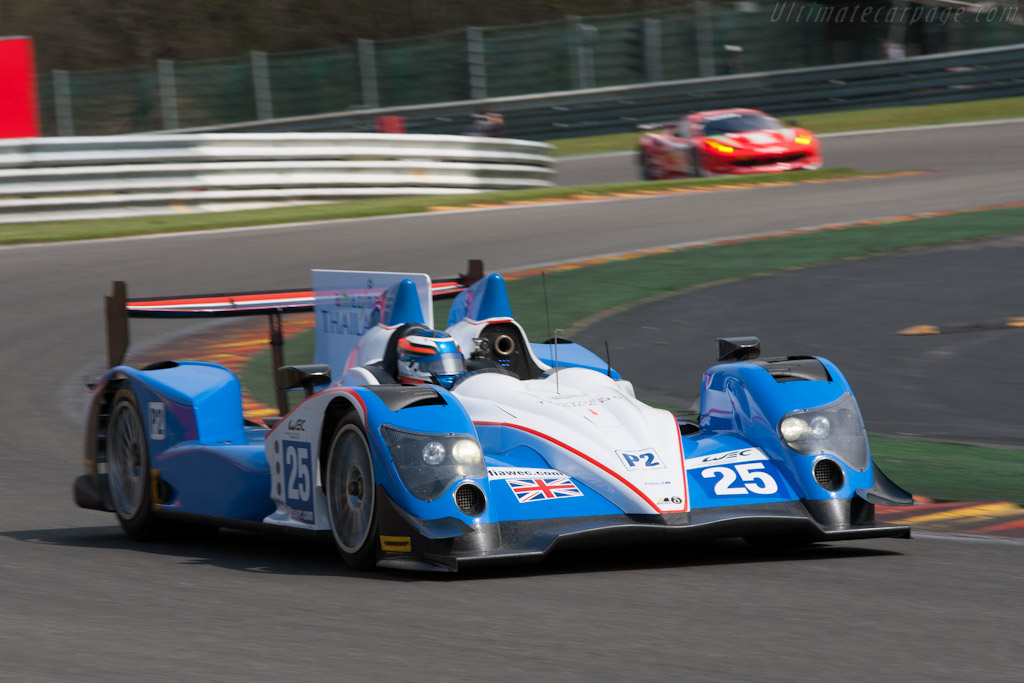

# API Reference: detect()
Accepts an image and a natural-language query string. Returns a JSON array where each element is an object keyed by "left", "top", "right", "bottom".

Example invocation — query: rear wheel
[
  {"left": 324, "top": 416, "right": 378, "bottom": 570},
  {"left": 107, "top": 388, "right": 164, "bottom": 540},
  {"left": 106, "top": 386, "right": 218, "bottom": 541}
]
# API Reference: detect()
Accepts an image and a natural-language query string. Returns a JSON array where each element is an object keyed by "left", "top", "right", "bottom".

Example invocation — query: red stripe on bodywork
[
  {"left": 672, "top": 411, "right": 691, "bottom": 509},
  {"left": 127, "top": 281, "right": 464, "bottom": 314},
  {"left": 474, "top": 421, "right": 661, "bottom": 513}
]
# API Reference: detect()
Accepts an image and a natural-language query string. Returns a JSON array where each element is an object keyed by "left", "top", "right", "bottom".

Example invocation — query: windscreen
[{"left": 701, "top": 114, "right": 785, "bottom": 137}]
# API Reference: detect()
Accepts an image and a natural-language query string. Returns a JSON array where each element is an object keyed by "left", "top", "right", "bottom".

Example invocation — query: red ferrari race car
[{"left": 636, "top": 108, "right": 822, "bottom": 179}]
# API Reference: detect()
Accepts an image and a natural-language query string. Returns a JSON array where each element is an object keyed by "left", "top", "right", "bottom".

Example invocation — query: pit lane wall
[{"left": 0, "top": 133, "right": 555, "bottom": 224}]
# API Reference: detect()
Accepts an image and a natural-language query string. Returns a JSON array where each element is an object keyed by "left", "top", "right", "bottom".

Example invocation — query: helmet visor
[{"left": 412, "top": 351, "right": 465, "bottom": 376}]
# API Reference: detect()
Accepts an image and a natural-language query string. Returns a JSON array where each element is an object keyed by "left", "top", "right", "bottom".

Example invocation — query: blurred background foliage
[
  {"left": 4, "top": 0, "right": 1021, "bottom": 135},
  {"left": 0, "top": 0, "right": 691, "bottom": 72}
]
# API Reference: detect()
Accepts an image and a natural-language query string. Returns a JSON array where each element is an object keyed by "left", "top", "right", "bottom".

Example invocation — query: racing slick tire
[
  {"left": 106, "top": 387, "right": 166, "bottom": 540},
  {"left": 105, "top": 386, "right": 219, "bottom": 541},
  {"left": 691, "top": 149, "right": 706, "bottom": 178},
  {"left": 324, "top": 415, "right": 379, "bottom": 570},
  {"left": 638, "top": 149, "right": 655, "bottom": 180}
]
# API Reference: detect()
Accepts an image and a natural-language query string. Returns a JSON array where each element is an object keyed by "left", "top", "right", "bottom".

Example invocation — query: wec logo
[{"left": 617, "top": 449, "right": 663, "bottom": 470}]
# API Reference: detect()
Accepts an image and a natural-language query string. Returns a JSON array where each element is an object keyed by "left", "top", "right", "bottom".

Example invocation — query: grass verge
[
  {"left": 870, "top": 436, "right": 1024, "bottom": 505},
  {"left": 241, "top": 205, "right": 1024, "bottom": 504},
  {"left": 0, "top": 168, "right": 868, "bottom": 245},
  {"left": 550, "top": 94, "right": 1024, "bottom": 156}
]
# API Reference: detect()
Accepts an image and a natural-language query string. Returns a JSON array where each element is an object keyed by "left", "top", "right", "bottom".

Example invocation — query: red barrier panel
[
  {"left": 375, "top": 115, "right": 406, "bottom": 134},
  {"left": 0, "top": 36, "right": 41, "bottom": 139}
]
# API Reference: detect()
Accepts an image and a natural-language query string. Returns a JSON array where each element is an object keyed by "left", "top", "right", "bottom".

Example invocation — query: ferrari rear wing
[
  {"left": 105, "top": 259, "right": 484, "bottom": 413},
  {"left": 636, "top": 121, "right": 673, "bottom": 131}
]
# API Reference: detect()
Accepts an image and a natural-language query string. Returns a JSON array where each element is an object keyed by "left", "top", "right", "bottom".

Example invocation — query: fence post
[
  {"left": 568, "top": 16, "right": 598, "bottom": 89},
  {"left": 358, "top": 39, "right": 380, "bottom": 108},
  {"left": 251, "top": 51, "right": 274, "bottom": 120},
  {"left": 466, "top": 26, "right": 487, "bottom": 100},
  {"left": 566, "top": 15, "right": 581, "bottom": 89},
  {"left": 52, "top": 69, "right": 74, "bottom": 136},
  {"left": 157, "top": 59, "right": 180, "bottom": 129},
  {"left": 695, "top": 0, "right": 716, "bottom": 78},
  {"left": 643, "top": 18, "right": 663, "bottom": 82}
]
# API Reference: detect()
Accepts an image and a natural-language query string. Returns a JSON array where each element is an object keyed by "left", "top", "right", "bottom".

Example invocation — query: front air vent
[
  {"left": 813, "top": 458, "right": 844, "bottom": 492},
  {"left": 754, "top": 356, "right": 831, "bottom": 383},
  {"left": 142, "top": 361, "right": 179, "bottom": 371},
  {"left": 454, "top": 483, "right": 486, "bottom": 517}
]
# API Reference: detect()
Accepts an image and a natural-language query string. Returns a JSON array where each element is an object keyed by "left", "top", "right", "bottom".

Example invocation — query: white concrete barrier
[{"left": 0, "top": 133, "right": 556, "bottom": 223}]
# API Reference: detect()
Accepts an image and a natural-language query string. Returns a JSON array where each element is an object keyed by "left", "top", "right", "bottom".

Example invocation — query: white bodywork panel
[
  {"left": 453, "top": 367, "right": 689, "bottom": 514},
  {"left": 263, "top": 387, "right": 365, "bottom": 531},
  {"left": 446, "top": 317, "right": 551, "bottom": 372}
]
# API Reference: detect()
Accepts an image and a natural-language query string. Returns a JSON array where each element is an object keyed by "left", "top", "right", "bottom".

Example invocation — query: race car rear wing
[
  {"left": 105, "top": 259, "right": 484, "bottom": 413},
  {"left": 636, "top": 121, "right": 674, "bottom": 131}
]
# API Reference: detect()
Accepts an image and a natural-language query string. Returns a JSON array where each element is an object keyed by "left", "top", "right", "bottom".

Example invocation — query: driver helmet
[{"left": 396, "top": 330, "right": 466, "bottom": 388}]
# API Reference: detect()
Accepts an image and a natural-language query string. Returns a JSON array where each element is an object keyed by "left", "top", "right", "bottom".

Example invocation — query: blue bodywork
[{"left": 77, "top": 271, "right": 912, "bottom": 572}]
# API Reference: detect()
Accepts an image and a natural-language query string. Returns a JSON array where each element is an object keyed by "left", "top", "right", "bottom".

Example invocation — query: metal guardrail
[
  {"left": 0, "top": 133, "right": 555, "bottom": 224},
  {"left": 168, "top": 44, "right": 1024, "bottom": 140}
]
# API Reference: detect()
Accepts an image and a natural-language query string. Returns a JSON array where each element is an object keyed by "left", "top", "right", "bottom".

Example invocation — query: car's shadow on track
[
  {"left": 1, "top": 525, "right": 904, "bottom": 582},
  {"left": 452, "top": 539, "right": 903, "bottom": 581},
  {"left": 0, "top": 525, "right": 386, "bottom": 579}
]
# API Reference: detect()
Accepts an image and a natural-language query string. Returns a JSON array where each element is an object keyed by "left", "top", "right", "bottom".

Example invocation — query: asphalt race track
[
  {"left": 556, "top": 117, "right": 1024, "bottom": 186},
  {"left": 576, "top": 232, "right": 1024, "bottom": 448},
  {"left": 2, "top": 120, "right": 1023, "bottom": 683}
]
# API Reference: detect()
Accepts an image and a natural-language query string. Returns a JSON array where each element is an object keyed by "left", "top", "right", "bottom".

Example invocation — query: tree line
[{"left": 0, "top": 0, "right": 690, "bottom": 73}]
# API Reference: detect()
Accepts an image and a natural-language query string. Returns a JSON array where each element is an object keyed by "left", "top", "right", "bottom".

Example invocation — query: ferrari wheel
[
  {"left": 638, "top": 149, "right": 655, "bottom": 180},
  {"left": 106, "top": 387, "right": 163, "bottom": 539},
  {"left": 325, "top": 416, "right": 378, "bottom": 570},
  {"left": 691, "top": 149, "right": 705, "bottom": 177}
]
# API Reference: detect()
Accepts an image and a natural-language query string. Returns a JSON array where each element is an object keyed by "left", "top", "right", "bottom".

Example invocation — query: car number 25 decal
[
  {"left": 687, "top": 448, "right": 785, "bottom": 499},
  {"left": 283, "top": 440, "right": 314, "bottom": 522},
  {"left": 701, "top": 462, "right": 778, "bottom": 496}
]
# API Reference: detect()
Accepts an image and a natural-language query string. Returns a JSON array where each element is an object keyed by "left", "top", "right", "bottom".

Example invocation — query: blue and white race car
[{"left": 74, "top": 267, "right": 913, "bottom": 571}]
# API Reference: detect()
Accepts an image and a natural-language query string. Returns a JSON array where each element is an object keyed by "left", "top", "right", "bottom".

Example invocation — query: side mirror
[
  {"left": 277, "top": 364, "right": 332, "bottom": 397},
  {"left": 787, "top": 119, "right": 800, "bottom": 127},
  {"left": 717, "top": 337, "right": 761, "bottom": 363}
]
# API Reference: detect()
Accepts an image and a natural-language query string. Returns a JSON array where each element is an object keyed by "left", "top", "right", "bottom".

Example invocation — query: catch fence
[{"left": 33, "top": 1, "right": 1023, "bottom": 136}]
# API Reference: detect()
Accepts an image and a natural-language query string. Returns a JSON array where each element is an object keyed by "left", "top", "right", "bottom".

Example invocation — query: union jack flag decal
[{"left": 506, "top": 477, "right": 583, "bottom": 503}]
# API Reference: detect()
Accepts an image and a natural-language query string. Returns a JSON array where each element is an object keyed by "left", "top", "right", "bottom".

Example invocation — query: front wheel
[
  {"left": 324, "top": 416, "right": 378, "bottom": 570},
  {"left": 691, "top": 149, "right": 706, "bottom": 177}
]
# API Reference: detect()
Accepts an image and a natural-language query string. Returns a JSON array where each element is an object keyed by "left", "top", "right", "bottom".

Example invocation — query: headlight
[
  {"left": 705, "top": 139, "right": 735, "bottom": 154},
  {"left": 778, "top": 393, "right": 869, "bottom": 471},
  {"left": 451, "top": 439, "right": 483, "bottom": 465},
  {"left": 809, "top": 415, "right": 831, "bottom": 439},
  {"left": 794, "top": 136, "right": 812, "bottom": 145},
  {"left": 780, "top": 416, "right": 809, "bottom": 441},
  {"left": 381, "top": 425, "right": 485, "bottom": 501},
  {"left": 422, "top": 441, "right": 446, "bottom": 465}
]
